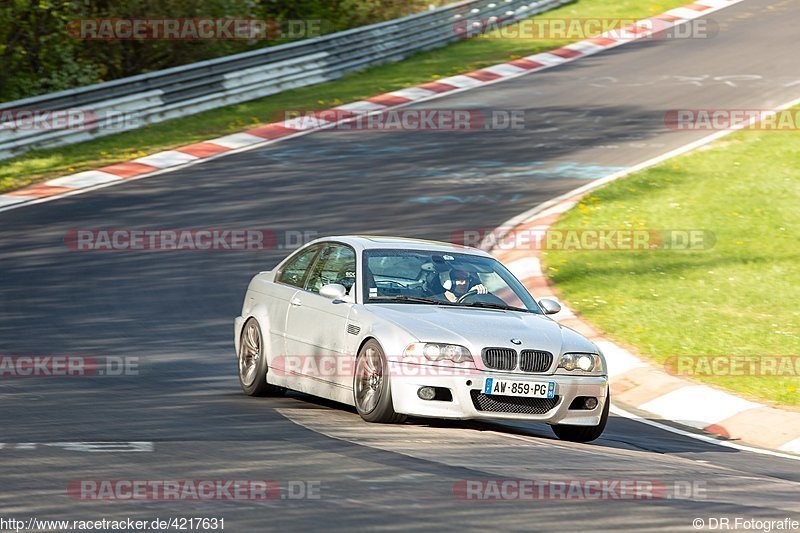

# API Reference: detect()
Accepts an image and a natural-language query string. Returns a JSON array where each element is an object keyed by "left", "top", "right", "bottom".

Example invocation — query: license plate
[{"left": 483, "top": 377, "right": 555, "bottom": 398}]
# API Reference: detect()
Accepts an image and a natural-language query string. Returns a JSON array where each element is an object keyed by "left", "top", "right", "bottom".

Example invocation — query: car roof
[{"left": 311, "top": 235, "right": 491, "bottom": 257}]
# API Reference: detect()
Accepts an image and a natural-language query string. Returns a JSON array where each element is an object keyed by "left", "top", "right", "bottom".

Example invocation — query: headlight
[
  {"left": 557, "top": 353, "right": 603, "bottom": 373},
  {"left": 404, "top": 343, "right": 473, "bottom": 363}
]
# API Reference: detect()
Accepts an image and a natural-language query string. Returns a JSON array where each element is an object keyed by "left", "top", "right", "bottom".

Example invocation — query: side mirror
[
  {"left": 539, "top": 298, "right": 561, "bottom": 315},
  {"left": 320, "top": 283, "right": 348, "bottom": 301}
]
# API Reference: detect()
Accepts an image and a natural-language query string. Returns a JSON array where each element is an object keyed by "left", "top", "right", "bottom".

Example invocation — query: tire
[
  {"left": 551, "top": 388, "right": 610, "bottom": 443},
  {"left": 353, "top": 339, "right": 406, "bottom": 424},
  {"left": 237, "top": 318, "right": 286, "bottom": 397}
]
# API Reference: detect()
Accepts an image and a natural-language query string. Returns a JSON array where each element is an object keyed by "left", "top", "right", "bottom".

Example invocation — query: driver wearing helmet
[{"left": 443, "top": 269, "right": 487, "bottom": 303}]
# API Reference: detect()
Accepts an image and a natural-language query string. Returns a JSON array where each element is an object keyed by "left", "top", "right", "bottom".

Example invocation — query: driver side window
[{"left": 304, "top": 244, "right": 356, "bottom": 294}]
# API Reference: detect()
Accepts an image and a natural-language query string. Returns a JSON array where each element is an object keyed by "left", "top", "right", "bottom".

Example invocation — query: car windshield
[{"left": 362, "top": 248, "right": 542, "bottom": 314}]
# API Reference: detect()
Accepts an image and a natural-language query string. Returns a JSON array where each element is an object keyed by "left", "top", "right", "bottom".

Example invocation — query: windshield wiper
[
  {"left": 370, "top": 296, "right": 457, "bottom": 305},
  {"left": 460, "top": 301, "right": 532, "bottom": 313}
]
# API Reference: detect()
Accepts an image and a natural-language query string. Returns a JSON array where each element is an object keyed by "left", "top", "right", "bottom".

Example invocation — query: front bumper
[{"left": 390, "top": 362, "right": 608, "bottom": 426}]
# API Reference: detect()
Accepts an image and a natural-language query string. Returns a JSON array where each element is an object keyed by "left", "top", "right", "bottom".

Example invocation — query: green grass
[
  {"left": 544, "top": 125, "right": 800, "bottom": 407},
  {"left": 0, "top": 0, "right": 686, "bottom": 192}
]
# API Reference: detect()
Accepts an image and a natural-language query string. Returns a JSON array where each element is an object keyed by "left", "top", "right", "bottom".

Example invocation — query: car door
[
  {"left": 284, "top": 243, "right": 356, "bottom": 388},
  {"left": 268, "top": 244, "right": 324, "bottom": 373}
]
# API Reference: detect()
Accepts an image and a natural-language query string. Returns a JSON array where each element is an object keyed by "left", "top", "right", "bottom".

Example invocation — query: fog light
[
  {"left": 418, "top": 386, "right": 436, "bottom": 400},
  {"left": 584, "top": 397, "right": 598, "bottom": 410}
]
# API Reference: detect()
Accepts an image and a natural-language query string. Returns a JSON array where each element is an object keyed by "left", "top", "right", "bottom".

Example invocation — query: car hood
[{"left": 367, "top": 303, "right": 597, "bottom": 359}]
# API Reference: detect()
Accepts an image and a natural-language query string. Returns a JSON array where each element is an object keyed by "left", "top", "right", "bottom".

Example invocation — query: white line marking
[
  {"left": 611, "top": 405, "right": 800, "bottom": 461},
  {"left": 0, "top": 196, "right": 35, "bottom": 207},
  {"left": 563, "top": 41, "right": 608, "bottom": 55},
  {"left": 481, "top": 64, "right": 527, "bottom": 77},
  {"left": 593, "top": 340, "right": 648, "bottom": 378},
  {"left": 523, "top": 52, "right": 566, "bottom": 66},
  {"left": 1, "top": 441, "right": 154, "bottom": 452},
  {"left": 437, "top": 75, "right": 484, "bottom": 88},
  {"left": 639, "top": 385, "right": 762, "bottom": 429},
  {"left": 334, "top": 100, "right": 387, "bottom": 114},
  {"left": 388, "top": 87, "right": 437, "bottom": 100},
  {"left": 133, "top": 150, "right": 198, "bottom": 169},
  {"left": 46, "top": 171, "right": 122, "bottom": 188},
  {"left": 779, "top": 437, "right": 800, "bottom": 453},
  {"left": 208, "top": 132, "right": 264, "bottom": 149}
]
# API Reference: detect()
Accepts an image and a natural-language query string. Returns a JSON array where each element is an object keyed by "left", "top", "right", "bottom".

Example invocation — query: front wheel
[
  {"left": 353, "top": 340, "right": 406, "bottom": 424},
  {"left": 238, "top": 318, "right": 286, "bottom": 397},
  {"left": 551, "top": 388, "right": 610, "bottom": 443}
]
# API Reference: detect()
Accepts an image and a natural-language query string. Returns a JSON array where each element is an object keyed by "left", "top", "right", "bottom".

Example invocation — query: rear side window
[{"left": 277, "top": 245, "right": 322, "bottom": 288}]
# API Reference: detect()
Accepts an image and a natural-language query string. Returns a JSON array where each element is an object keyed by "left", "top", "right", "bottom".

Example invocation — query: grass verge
[
  {"left": 0, "top": 0, "right": 686, "bottom": 193},
  {"left": 544, "top": 122, "right": 800, "bottom": 406}
]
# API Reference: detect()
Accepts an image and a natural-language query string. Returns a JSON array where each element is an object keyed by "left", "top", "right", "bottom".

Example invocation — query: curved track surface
[{"left": 1, "top": 0, "right": 799, "bottom": 529}]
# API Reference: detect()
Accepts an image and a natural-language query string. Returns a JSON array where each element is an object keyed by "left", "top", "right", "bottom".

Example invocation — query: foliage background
[{"left": 0, "top": 0, "right": 445, "bottom": 102}]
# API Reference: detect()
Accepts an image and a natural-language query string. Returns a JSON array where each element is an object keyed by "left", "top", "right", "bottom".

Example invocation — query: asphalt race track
[{"left": 1, "top": 0, "right": 799, "bottom": 530}]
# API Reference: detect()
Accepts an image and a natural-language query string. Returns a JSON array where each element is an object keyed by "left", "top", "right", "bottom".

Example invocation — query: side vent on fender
[{"left": 346, "top": 324, "right": 361, "bottom": 336}]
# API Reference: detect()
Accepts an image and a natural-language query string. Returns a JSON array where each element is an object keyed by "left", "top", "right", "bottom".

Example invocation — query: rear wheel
[
  {"left": 353, "top": 340, "right": 406, "bottom": 424},
  {"left": 238, "top": 318, "right": 286, "bottom": 397},
  {"left": 551, "top": 388, "right": 610, "bottom": 443}
]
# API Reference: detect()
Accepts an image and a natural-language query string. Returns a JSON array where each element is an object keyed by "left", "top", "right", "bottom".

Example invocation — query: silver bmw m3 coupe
[{"left": 234, "top": 236, "right": 610, "bottom": 442}]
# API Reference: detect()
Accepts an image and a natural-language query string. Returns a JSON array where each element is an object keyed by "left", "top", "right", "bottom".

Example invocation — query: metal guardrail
[{"left": 0, "top": 0, "right": 569, "bottom": 160}]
